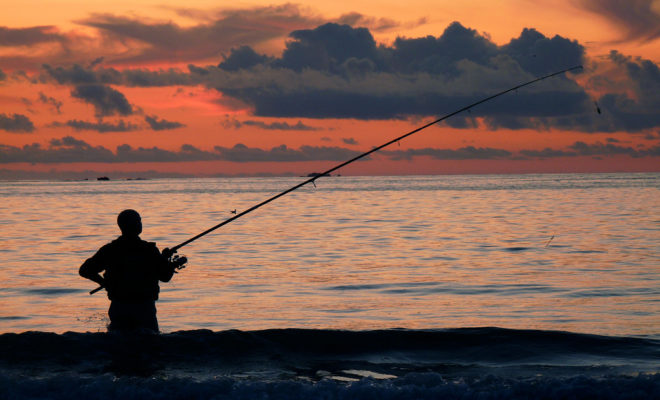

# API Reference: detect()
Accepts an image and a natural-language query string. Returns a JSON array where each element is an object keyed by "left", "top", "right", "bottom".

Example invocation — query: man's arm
[
  {"left": 79, "top": 248, "right": 107, "bottom": 286},
  {"left": 152, "top": 245, "right": 176, "bottom": 283}
]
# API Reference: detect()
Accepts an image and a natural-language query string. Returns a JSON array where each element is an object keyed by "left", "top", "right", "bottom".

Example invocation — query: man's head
[{"left": 117, "top": 209, "right": 142, "bottom": 236}]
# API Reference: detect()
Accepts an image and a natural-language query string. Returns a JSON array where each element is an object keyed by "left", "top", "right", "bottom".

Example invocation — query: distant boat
[
  {"left": 306, "top": 172, "right": 331, "bottom": 177},
  {"left": 97, "top": 176, "right": 110, "bottom": 181}
]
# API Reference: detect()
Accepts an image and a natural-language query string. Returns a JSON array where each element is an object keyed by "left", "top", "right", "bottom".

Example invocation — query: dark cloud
[
  {"left": 568, "top": 140, "right": 660, "bottom": 157},
  {"left": 342, "top": 138, "right": 358, "bottom": 145},
  {"left": 34, "top": 21, "right": 658, "bottom": 133},
  {"left": 0, "top": 136, "right": 114, "bottom": 163},
  {"left": 389, "top": 22, "right": 498, "bottom": 75},
  {"left": 71, "top": 84, "right": 133, "bottom": 117},
  {"left": 115, "top": 143, "right": 216, "bottom": 162},
  {"left": 42, "top": 63, "right": 195, "bottom": 87},
  {"left": 519, "top": 147, "right": 577, "bottom": 158},
  {"left": 50, "top": 119, "right": 138, "bottom": 132},
  {"left": 0, "top": 69, "right": 6, "bottom": 81},
  {"left": 218, "top": 46, "right": 272, "bottom": 71},
  {"left": 0, "top": 113, "right": 35, "bottom": 133},
  {"left": 212, "top": 143, "right": 363, "bottom": 162},
  {"left": 38, "top": 92, "right": 63, "bottom": 114},
  {"left": 206, "top": 22, "right": 591, "bottom": 126},
  {"left": 502, "top": 28, "right": 585, "bottom": 76},
  {"left": 145, "top": 115, "right": 185, "bottom": 131},
  {"left": 0, "top": 137, "right": 363, "bottom": 163},
  {"left": 0, "top": 137, "right": 210, "bottom": 163},
  {"left": 519, "top": 141, "right": 660, "bottom": 158},
  {"left": 43, "top": 63, "right": 113, "bottom": 85},
  {"left": 643, "top": 131, "right": 660, "bottom": 140},
  {"left": 575, "top": 0, "right": 660, "bottom": 42},
  {"left": 571, "top": 51, "right": 660, "bottom": 132},
  {"left": 222, "top": 117, "right": 321, "bottom": 131},
  {"left": 88, "top": 56, "right": 105, "bottom": 68},
  {"left": 277, "top": 23, "right": 380, "bottom": 72},
  {"left": 384, "top": 146, "right": 512, "bottom": 161},
  {"left": 0, "top": 26, "right": 63, "bottom": 46},
  {"left": 2, "top": 135, "right": 657, "bottom": 165},
  {"left": 0, "top": 168, "right": 195, "bottom": 180}
]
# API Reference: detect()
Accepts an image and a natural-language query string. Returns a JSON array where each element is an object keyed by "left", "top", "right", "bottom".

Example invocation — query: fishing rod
[{"left": 90, "top": 65, "right": 582, "bottom": 295}]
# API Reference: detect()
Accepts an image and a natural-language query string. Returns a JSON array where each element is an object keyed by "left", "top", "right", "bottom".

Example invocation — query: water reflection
[{"left": 0, "top": 174, "right": 658, "bottom": 336}]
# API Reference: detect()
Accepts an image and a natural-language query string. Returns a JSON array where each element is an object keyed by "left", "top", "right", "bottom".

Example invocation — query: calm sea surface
[{"left": 0, "top": 173, "right": 658, "bottom": 336}]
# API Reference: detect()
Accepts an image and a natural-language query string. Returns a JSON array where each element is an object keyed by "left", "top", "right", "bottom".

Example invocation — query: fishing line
[{"left": 90, "top": 65, "right": 582, "bottom": 295}]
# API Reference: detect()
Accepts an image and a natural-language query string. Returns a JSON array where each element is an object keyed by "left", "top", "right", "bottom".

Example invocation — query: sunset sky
[{"left": 1, "top": 0, "right": 659, "bottom": 178}]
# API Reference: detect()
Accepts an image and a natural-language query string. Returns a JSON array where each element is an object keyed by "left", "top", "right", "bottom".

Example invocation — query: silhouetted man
[{"left": 80, "top": 209, "right": 183, "bottom": 333}]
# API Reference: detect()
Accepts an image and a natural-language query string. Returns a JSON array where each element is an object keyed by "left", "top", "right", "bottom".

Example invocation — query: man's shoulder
[{"left": 105, "top": 237, "right": 159, "bottom": 251}]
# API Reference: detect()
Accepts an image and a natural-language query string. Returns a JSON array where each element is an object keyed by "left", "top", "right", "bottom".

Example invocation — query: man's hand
[
  {"left": 90, "top": 275, "right": 105, "bottom": 287},
  {"left": 162, "top": 247, "right": 176, "bottom": 259},
  {"left": 170, "top": 255, "right": 188, "bottom": 272}
]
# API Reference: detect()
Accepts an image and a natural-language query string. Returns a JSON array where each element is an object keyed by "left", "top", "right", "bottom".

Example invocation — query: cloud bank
[{"left": 2, "top": 136, "right": 657, "bottom": 164}]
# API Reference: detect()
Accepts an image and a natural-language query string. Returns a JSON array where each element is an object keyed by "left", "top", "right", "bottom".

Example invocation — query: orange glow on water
[{"left": 1, "top": 175, "right": 658, "bottom": 335}]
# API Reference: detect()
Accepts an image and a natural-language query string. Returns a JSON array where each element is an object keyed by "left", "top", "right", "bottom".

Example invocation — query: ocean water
[{"left": 1, "top": 173, "right": 658, "bottom": 398}]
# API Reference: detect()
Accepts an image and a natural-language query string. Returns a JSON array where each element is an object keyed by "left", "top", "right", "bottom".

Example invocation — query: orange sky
[{"left": 1, "top": 0, "right": 659, "bottom": 178}]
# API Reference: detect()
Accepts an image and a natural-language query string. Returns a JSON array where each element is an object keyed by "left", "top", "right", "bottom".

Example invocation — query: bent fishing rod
[{"left": 90, "top": 65, "right": 582, "bottom": 295}]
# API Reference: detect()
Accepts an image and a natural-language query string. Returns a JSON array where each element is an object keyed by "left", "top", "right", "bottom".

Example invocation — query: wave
[
  {"left": 1, "top": 327, "right": 657, "bottom": 369},
  {"left": 2, "top": 373, "right": 658, "bottom": 400},
  {"left": 1, "top": 328, "right": 658, "bottom": 399}
]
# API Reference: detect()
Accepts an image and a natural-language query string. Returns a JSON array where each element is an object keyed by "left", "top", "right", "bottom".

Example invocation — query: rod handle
[{"left": 90, "top": 285, "right": 103, "bottom": 295}]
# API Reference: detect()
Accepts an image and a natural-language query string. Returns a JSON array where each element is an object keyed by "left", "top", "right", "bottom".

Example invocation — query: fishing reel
[{"left": 169, "top": 254, "right": 188, "bottom": 273}]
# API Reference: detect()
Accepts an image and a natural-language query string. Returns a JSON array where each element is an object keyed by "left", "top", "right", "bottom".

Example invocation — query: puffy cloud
[
  {"left": 204, "top": 23, "right": 591, "bottom": 125},
  {"left": 71, "top": 84, "right": 133, "bottom": 117},
  {"left": 145, "top": 115, "right": 185, "bottom": 131},
  {"left": 389, "top": 22, "right": 499, "bottom": 75},
  {"left": 575, "top": 0, "right": 660, "bottom": 42},
  {"left": 218, "top": 46, "right": 272, "bottom": 71},
  {"left": 215, "top": 59, "right": 588, "bottom": 122},
  {"left": 276, "top": 23, "right": 380, "bottom": 72},
  {"left": 502, "top": 28, "right": 585, "bottom": 76},
  {"left": 50, "top": 119, "right": 138, "bottom": 132},
  {"left": 0, "top": 113, "right": 35, "bottom": 133}
]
